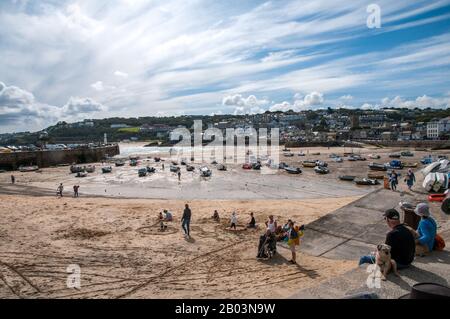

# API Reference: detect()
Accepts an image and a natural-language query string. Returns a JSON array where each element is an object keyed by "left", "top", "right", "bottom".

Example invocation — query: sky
[{"left": 0, "top": 0, "right": 450, "bottom": 133}]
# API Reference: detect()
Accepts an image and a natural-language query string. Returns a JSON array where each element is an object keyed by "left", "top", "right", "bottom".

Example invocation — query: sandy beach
[{"left": 0, "top": 145, "right": 448, "bottom": 298}]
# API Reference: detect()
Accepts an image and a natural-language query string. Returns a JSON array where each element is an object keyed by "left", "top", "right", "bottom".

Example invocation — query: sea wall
[{"left": 0, "top": 144, "right": 120, "bottom": 170}]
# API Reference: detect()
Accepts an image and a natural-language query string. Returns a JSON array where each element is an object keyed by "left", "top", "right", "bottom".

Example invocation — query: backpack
[{"left": 434, "top": 234, "right": 446, "bottom": 251}]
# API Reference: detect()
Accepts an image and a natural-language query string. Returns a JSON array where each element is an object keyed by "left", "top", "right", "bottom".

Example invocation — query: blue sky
[{"left": 0, "top": 0, "right": 450, "bottom": 133}]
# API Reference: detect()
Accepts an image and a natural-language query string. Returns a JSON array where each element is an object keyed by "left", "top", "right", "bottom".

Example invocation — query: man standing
[
  {"left": 57, "top": 183, "right": 64, "bottom": 198},
  {"left": 359, "top": 209, "right": 415, "bottom": 269},
  {"left": 405, "top": 169, "right": 416, "bottom": 191},
  {"left": 178, "top": 171, "right": 181, "bottom": 181},
  {"left": 73, "top": 185, "right": 80, "bottom": 198},
  {"left": 11, "top": 175, "right": 15, "bottom": 184},
  {"left": 181, "top": 204, "right": 192, "bottom": 238}
]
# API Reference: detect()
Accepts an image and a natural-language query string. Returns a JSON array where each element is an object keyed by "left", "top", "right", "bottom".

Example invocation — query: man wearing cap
[
  {"left": 359, "top": 209, "right": 415, "bottom": 269},
  {"left": 412, "top": 203, "right": 438, "bottom": 256}
]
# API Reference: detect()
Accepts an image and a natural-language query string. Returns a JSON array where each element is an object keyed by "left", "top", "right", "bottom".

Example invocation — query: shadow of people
[
  {"left": 185, "top": 236, "right": 196, "bottom": 243},
  {"left": 398, "top": 263, "right": 449, "bottom": 286}
]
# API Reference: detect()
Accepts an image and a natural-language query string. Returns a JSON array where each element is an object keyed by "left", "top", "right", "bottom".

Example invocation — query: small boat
[
  {"left": 368, "top": 163, "right": 387, "bottom": 171},
  {"left": 311, "top": 152, "right": 321, "bottom": 156},
  {"left": 170, "top": 165, "right": 180, "bottom": 173},
  {"left": 252, "top": 163, "right": 261, "bottom": 170},
  {"left": 428, "top": 193, "right": 446, "bottom": 202},
  {"left": 217, "top": 164, "right": 227, "bottom": 171},
  {"left": 146, "top": 166, "right": 156, "bottom": 173},
  {"left": 282, "top": 148, "right": 291, "bottom": 152},
  {"left": 285, "top": 167, "right": 302, "bottom": 174},
  {"left": 333, "top": 157, "right": 343, "bottom": 163},
  {"left": 130, "top": 159, "right": 138, "bottom": 166},
  {"left": 278, "top": 162, "right": 288, "bottom": 169},
  {"left": 403, "top": 162, "right": 418, "bottom": 168},
  {"left": 355, "top": 178, "right": 379, "bottom": 185},
  {"left": 315, "top": 160, "right": 328, "bottom": 167},
  {"left": 138, "top": 168, "right": 147, "bottom": 177},
  {"left": 401, "top": 151, "right": 414, "bottom": 157},
  {"left": 186, "top": 165, "right": 195, "bottom": 172},
  {"left": 115, "top": 161, "right": 125, "bottom": 167},
  {"left": 389, "top": 153, "right": 401, "bottom": 158},
  {"left": 354, "top": 155, "right": 367, "bottom": 161},
  {"left": 70, "top": 165, "right": 84, "bottom": 174},
  {"left": 314, "top": 166, "right": 329, "bottom": 174},
  {"left": 421, "top": 157, "right": 433, "bottom": 165},
  {"left": 76, "top": 171, "right": 88, "bottom": 178},
  {"left": 302, "top": 161, "right": 316, "bottom": 168},
  {"left": 368, "top": 173, "right": 385, "bottom": 180},
  {"left": 298, "top": 152, "right": 306, "bottom": 157},
  {"left": 154, "top": 157, "right": 161, "bottom": 162},
  {"left": 368, "top": 154, "right": 381, "bottom": 159},
  {"left": 329, "top": 153, "right": 339, "bottom": 158},
  {"left": 85, "top": 165, "right": 95, "bottom": 173},
  {"left": 388, "top": 160, "right": 403, "bottom": 169},
  {"left": 19, "top": 165, "right": 39, "bottom": 172},
  {"left": 199, "top": 166, "right": 212, "bottom": 177},
  {"left": 102, "top": 166, "right": 112, "bottom": 174},
  {"left": 339, "top": 175, "right": 356, "bottom": 181},
  {"left": 242, "top": 163, "right": 252, "bottom": 170},
  {"left": 347, "top": 156, "right": 358, "bottom": 161},
  {"left": 283, "top": 152, "right": 294, "bottom": 157}
]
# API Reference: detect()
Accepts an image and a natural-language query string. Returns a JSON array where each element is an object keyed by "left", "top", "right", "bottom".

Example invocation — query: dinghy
[
  {"left": 102, "top": 166, "right": 112, "bottom": 174},
  {"left": 314, "top": 166, "right": 329, "bottom": 174},
  {"left": 355, "top": 178, "right": 379, "bottom": 185},
  {"left": 285, "top": 167, "right": 302, "bottom": 174},
  {"left": 368, "top": 162, "right": 387, "bottom": 171},
  {"left": 339, "top": 175, "right": 356, "bottom": 181}
]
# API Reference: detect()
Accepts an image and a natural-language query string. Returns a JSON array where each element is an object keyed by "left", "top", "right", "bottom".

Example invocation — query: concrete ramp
[{"left": 301, "top": 188, "right": 413, "bottom": 259}]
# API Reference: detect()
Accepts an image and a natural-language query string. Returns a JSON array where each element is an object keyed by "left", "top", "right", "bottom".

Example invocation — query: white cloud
[
  {"left": 62, "top": 97, "right": 106, "bottom": 116},
  {"left": 222, "top": 94, "right": 268, "bottom": 115},
  {"left": 340, "top": 95, "right": 353, "bottom": 101},
  {"left": 114, "top": 71, "right": 129, "bottom": 78},
  {"left": 270, "top": 91, "right": 325, "bottom": 112},
  {"left": 380, "top": 95, "right": 450, "bottom": 109}
]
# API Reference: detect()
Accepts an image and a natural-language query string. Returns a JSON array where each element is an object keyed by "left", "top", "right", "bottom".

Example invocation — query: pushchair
[{"left": 257, "top": 233, "right": 277, "bottom": 259}]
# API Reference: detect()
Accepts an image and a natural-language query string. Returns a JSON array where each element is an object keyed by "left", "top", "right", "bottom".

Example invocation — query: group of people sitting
[
  {"left": 359, "top": 202, "right": 442, "bottom": 272},
  {"left": 211, "top": 210, "right": 256, "bottom": 230},
  {"left": 158, "top": 209, "right": 173, "bottom": 231}
]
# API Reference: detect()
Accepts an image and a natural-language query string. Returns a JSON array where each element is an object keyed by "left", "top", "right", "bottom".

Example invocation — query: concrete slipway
[{"left": 291, "top": 188, "right": 450, "bottom": 299}]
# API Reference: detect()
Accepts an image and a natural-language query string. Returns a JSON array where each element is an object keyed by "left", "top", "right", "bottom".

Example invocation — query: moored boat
[
  {"left": 102, "top": 166, "right": 113, "bottom": 174},
  {"left": 339, "top": 175, "right": 356, "bottom": 181},
  {"left": 285, "top": 166, "right": 302, "bottom": 174}
]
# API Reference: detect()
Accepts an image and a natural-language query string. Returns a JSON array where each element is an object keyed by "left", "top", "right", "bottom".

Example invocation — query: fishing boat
[
  {"left": 368, "top": 173, "right": 385, "bottom": 180},
  {"left": 285, "top": 167, "right": 302, "bottom": 174},
  {"left": 199, "top": 166, "right": 212, "bottom": 177},
  {"left": 85, "top": 165, "right": 95, "bottom": 173},
  {"left": 138, "top": 168, "right": 147, "bottom": 177},
  {"left": 70, "top": 165, "right": 84, "bottom": 174},
  {"left": 302, "top": 161, "right": 316, "bottom": 168},
  {"left": 130, "top": 159, "right": 138, "bottom": 166},
  {"left": 146, "top": 166, "right": 156, "bottom": 173},
  {"left": 314, "top": 166, "right": 329, "bottom": 174},
  {"left": 115, "top": 160, "right": 125, "bottom": 167},
  {"left": 217, "top": 164, "right": 227, "bottom": 171},
  {"left": 252, "top": 163, "right": 261, "bottom": 170},
  {"left": 170, "top": 165, "right": 180, "bottom": 173},
  {"left": 315, "top": 160, "right": 328, "bottom": 167},
  {"left": 102, "top": 166, "right": 112, "bottom": 174},
  {"left": 339, "top": 175, "right": 356, "bottom": 181},
  {"left": 368, "top": 162, "right": 387, "bottom": 171},
  {"left": 19, "top": 165, "right": 39, "bottom": 172},
  {"left": 355, "top": 178, "right": 379, "bottom": 185},
  {"left": 401, "top": 151, "right": 414, "bottom": 157},
  {"left": 186, "top": 165, "right": 195, "bottom": 172}
]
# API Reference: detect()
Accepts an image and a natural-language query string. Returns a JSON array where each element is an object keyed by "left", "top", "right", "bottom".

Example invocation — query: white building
[{"left": 427, "top": 117, "right": 450, "bottom": 139}]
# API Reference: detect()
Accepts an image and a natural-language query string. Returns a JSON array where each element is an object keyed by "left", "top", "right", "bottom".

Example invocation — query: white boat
[
  {"left": 19, "top": 165, "right": 39, "bottom": 172},
  {"left": 200, "top": 166, "right": 212, "bottom": 177}
]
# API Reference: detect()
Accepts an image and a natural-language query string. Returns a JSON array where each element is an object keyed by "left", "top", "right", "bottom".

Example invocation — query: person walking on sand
[
  {"left": 11, "top": 175, "right": 15, "bottom": 184},
  {"left": 287, "top": 221, "right": 300, "bottom": 264},
  {"left": 181, "top": 204, "right": 191, "bottom": 238},
  {"left": 230, "top": 211, "right": 237, "bottom": 230},
  {"left": 162, "top": 163, "right": 165, "bottom": 171},
  {"left": 247, "top": 212, "right": 256, "bottom": 229},
  {"left": 73, "top": 185, "right": 79, "bottom": 198},
  {"left": 57, "top": 183, "right": 64, "bottom": 197},
  {"left": 389, "top": 170, "right": 398, "bottom": 191},
  {"left": 178, "top": 171, "right": 181, "bottom": 181},
  {"left": 405, "top": 169, "right": 416, "bottom": 191}
]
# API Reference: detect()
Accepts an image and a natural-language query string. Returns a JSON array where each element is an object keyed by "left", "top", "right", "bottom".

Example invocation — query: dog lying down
[{"left": 376, "top": 244, "right": 400, "bottom": 280}]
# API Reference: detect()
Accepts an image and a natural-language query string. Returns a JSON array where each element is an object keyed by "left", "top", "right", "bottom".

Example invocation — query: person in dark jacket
[
  {"left": 359, "top": 209, "right": 415, "bottom": 269},
  {"left": 181, "top": 204, "right": 192, "bottom": 238}
]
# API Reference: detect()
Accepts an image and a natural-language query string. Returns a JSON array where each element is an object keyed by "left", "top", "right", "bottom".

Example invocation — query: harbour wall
[{"left": 0, "top": 145, "right": 120, "bottom": 170}]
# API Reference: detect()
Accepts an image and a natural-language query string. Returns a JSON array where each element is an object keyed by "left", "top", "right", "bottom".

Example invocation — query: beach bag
[
  {"left": 288, "top": 229, "right": 300, "bottom": 246},
  {"left": 434, "top": 234, "right": 445, "bottom": 251}
]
